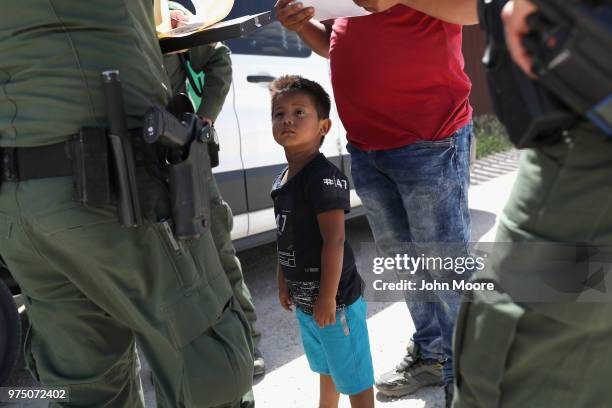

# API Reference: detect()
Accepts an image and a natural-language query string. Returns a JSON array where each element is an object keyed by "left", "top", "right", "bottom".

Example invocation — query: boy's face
[{"left": 272, "top": 91, "right": 331, "bottom": 152}]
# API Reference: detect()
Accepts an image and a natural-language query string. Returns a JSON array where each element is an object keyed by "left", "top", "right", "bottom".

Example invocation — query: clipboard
[{"left": 159, "top": 11, "right": 272, "bottom": 54}]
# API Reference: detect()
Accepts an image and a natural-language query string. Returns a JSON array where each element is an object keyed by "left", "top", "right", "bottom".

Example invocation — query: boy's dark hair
[{"left": 269, "top": 75, "right": 331, "bottom": 120}]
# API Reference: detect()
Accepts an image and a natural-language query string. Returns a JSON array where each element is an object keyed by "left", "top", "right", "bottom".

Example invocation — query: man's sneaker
[
  {"left": 253, "top": 347, "right": 266, "bottom": 377},
  {"left": 444, "top": 383, "right": 454, "bottom": 408},
  {"left": 375, "top": 341, "right": 444, "bottom": 397}
]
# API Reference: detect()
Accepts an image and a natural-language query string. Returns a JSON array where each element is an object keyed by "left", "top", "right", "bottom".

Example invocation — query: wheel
[{"left": 0, "top": 278, "right": 21, "bottom": 385}]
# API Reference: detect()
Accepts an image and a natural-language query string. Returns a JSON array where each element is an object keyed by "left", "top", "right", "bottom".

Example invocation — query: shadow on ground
[{"left": 470, "top": 209, "right": 497, "bottom": 242}]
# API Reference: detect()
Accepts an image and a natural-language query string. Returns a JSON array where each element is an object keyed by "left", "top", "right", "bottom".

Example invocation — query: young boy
[{"left": 269, "top": 75, "right": 374, "bottom": 408}]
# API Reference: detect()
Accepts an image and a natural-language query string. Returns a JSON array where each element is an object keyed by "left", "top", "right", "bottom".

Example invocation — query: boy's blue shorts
[{"left": 295, "top": 296, "right": 374, "bottom": 395}]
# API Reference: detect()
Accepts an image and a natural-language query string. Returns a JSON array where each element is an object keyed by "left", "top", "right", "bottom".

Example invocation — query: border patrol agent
[
  {"left": 0, "top": 1, "right": 253, "bottom": 407},
  {"left": 453, "top": 123, "right": 612, "bottom": 408},
  {"left": 453, "top": 1, "right": 612, "bottom": 406},
  {"left": 163, "top": 40, "right": 264, "bottom": 366}
]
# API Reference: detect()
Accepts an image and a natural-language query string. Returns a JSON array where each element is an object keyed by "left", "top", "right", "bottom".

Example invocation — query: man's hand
[
  {"left": 274, "top": 0, "right": 315, "bottom": 32},
  {"left": 352, "top": 0, "right": 401, "bottom": 13},
  {"left": 170, "top": 10, "right": 191, "bottom": 29},
  {"left": 279, "top": 281, "right": 293, "bottom": 311},
  {"left": 502, "top": 0, "right": 539, "bottom": 78},
  {"left": 198, "top": 116, "right": 213, "bottom": 127},
  {"left": 313, "top": 296, "right": 336, "bottom": 328}
]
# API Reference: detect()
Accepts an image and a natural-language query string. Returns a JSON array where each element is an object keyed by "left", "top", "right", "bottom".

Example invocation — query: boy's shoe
[
  {"left": 375, "top": 341, "right": 444, "bottom": 397},
  {"left": 253, "top": 347, "right": 266, "bottom": 377},
  {"left": 444, "top": 383, "right": 454, "bottom": 408}
]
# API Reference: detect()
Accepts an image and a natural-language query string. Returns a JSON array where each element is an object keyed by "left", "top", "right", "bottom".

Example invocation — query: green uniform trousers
[
  {"left": 0, "top": 167, "right": 254, "bottom": 407},
  {"left": 453, "top": 124, "right": 612, "bottom": 407},
  {"left": 209, "top": 176, "right": 260, "bottom": 348}
]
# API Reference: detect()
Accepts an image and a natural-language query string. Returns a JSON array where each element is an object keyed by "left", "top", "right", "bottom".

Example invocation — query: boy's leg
[
  {"left": 296, "top": 298, "right": 374, "bottom": 404},
  {"left": 348, "top": 387, "right": 374, "bottom": 408},
  {"left": 316, "top": 298, "right": 375, "bottom": 399},
  {"left": 320, "top": 374, "right": 340, "bottom": 408},
  {"left": 295, "top": 309, "right": 339, "bottom": 407},
  {"left": 295, "top": 308, "right": 337, "bottom": 407}
]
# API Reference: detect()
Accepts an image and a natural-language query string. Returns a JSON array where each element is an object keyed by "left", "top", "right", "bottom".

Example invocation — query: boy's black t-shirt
[{"left": 271, "top": 153, "right": 363, "bottom": 315}]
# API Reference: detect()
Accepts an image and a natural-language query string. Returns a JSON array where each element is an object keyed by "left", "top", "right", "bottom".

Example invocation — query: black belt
[
  {"left": 0, "top": 129, "right": 152, "bottom": 182},
  {"left": 1, "top": 143, "right": 72, "bottom": 181}
]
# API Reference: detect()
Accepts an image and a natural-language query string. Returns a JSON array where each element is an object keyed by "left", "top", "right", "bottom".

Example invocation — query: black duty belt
[
  {"left": 1, "top": 143, "right": 73, "bottom": 181},
  {"left": 0, "top": 129, "right": 152, "bottom": 182}
]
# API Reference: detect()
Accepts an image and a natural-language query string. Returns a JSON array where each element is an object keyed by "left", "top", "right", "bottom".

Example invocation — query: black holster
[
  {"left": 143, "top": 96, "right": 217, "bottom": 240},
  {"left": 168, "top": 136, "right": 212, "bottom": 240}
]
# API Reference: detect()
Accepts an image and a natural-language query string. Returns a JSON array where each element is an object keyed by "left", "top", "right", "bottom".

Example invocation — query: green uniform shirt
[
  {"left": 164, "top": 43, "right": 232, "bottom": 122},
  {"left": 0, "top": 0, "right": 171, "bottom": 147}
]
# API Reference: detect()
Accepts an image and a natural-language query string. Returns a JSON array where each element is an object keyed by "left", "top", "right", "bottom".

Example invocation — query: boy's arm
[
  {"left": 189, "top": 42, "right": 233, "bottom": 122},
  {"left": 274, "top": 0, "right": 333, "bottom": 59},
  {"left": 314, "top": 209, "right": 346, "bottom": 328},
  {"left": 278, "top": 263, "right": 293, "bottom": 311}
]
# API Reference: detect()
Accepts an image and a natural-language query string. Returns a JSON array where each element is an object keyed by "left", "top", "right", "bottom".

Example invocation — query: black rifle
[{"left": 479, "top": 0, "right": 612, "bottom": 147}]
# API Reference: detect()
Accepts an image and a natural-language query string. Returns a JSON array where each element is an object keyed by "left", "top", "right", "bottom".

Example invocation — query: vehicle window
[{"left": 225, "top": 0, "right": 312, "bottom": 58}]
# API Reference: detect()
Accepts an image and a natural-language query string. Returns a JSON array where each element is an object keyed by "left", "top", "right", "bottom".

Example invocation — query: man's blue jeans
[{"left": 347, "top": 123, "right": 472, "bottom": 383}]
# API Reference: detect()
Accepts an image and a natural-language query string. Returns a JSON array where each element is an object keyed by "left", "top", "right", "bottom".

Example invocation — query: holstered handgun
[
  {"left": 168, "top": 137, "right": 211, "bottom": 240},
  {"left": 143, "top": 103, "right": 218, "bottom": 240}
]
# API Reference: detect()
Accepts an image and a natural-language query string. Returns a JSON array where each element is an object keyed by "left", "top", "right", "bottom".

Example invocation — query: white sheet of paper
[
  {"left": 158, "top": 0, "right": 234, "bottom": 37},
  {"left": 297, "top": 0, "right": 370, "bottom": 21}
]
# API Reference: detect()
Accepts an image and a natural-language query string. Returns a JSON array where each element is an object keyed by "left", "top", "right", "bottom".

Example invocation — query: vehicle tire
[{"left": 0, "top": 278, "right": 21, "bottom": 386}]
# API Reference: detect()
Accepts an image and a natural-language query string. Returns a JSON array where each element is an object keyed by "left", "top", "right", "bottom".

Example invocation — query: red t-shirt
[{"left": 329, "top": 5, "right": 473, "bottom": 151}]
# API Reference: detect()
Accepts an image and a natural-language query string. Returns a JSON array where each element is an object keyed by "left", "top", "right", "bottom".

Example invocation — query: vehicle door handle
[{"left": 247, "top": 75, "right": 276, "bottom": 83}]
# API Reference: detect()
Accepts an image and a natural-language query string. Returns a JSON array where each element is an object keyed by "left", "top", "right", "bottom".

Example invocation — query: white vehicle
[{"left": 213, "top": 1, "right": 363, "bottom": 251}]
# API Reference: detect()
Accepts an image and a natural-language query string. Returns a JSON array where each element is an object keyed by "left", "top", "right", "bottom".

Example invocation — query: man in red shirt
[{"left": 275, "top": 1, "right": 477, "bottom": 407}]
